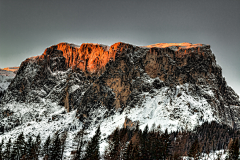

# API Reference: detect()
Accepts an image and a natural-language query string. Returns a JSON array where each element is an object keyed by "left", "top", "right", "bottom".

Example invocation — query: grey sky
[{"left": 0, "top": 0, "right": 240, "bottom": 96}]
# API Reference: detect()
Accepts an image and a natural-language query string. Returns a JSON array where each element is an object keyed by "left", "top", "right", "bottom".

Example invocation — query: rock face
[
  {"left": 123, "top": 117, "right": 139, "bottom": 131},
  {"left": 1, "top": 42, "right": 240, "bottom": 128}
]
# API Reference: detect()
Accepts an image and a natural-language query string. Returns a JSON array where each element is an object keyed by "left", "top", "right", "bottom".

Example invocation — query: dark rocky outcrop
[{"left": 123, "top": 117, "right": 139, "bottom": 131}]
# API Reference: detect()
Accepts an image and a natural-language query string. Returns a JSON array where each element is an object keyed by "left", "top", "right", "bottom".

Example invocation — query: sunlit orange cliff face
[
  {"left": 39, "top": 43, "right": 115, "bottom": 73},
  {"left": 37, "top": 42, "right": 209, "bottom": 74},
  {"left": 144, "top": 42, "right": 204, "bottom": 49},
  {"left": 1, "top": 67, "right": 19, "bottom": 72}
]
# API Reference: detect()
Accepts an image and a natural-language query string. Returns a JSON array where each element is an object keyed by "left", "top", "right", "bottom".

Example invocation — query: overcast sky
[{"left": 0, "top": 0, "right": 239, "bottom": 96}]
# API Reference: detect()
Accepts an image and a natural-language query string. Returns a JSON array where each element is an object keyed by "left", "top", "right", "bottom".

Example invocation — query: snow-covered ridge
[
  {"left": 0, "top": 68, "right": 17, "bottom": 92},
  {"left": 0, "top": 67, "right": 19, "bottom": 73}
]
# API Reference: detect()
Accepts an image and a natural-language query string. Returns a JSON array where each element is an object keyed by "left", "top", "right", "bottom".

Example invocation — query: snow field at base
[
  {"left": 88, "top": 83, "right": 221, "bottom": 155},
  {"left": 0, "top": 101, "right": 83, "bottom": 159},
  {"left": 182, "top": 149, "right": 227, "bottom": 160}
]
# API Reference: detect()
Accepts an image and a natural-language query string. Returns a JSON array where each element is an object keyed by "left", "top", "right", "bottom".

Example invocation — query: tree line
[
  {"left": 0, "top": 121, "right": 239, "bottom": 159},
  {"left": 0, "top": 131, "right": 67, "bottom": 160},
  {"left": 102, "top": 121, "right": 240, "bottom": 160},
  {"left": 170, "top": 121, "right": 240, "bottom": 159},
  {"left": 0, "top": 90, "right": 5, "bottom": 101}
]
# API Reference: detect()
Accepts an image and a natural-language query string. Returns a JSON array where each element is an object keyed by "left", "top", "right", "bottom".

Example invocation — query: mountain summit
[{"left": 0, "top": 42, "right": 239, "bottom": 156}]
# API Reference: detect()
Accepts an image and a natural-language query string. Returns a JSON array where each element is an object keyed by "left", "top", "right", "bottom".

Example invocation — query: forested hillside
[{"left": 0, "top": 121, "right": 239, "bottom": 159}]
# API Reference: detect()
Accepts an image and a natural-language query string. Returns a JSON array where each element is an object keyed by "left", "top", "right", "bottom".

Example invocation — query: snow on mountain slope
[
  {"left": 0, "top": 101, "right": 81, "bottom": 159},
  {"left": 0, "top": 68, "right": 17, "bottom": 92},
  {"left": 0, "top": 76, "right": 11, "bottom": 92},
  {"left": 182, "top": 149, "right": 228, "bottom": 160},
  {"left": 0, "top": 75, "right": 223, "bottom": 157}
]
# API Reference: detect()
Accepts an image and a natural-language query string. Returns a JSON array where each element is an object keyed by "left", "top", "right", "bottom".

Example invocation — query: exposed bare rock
[{"left": 123, "top": 117, "right": 139, "bottom": 131}]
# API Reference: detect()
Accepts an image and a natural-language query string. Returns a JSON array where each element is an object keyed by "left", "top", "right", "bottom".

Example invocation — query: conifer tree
[
  {"left": 25, "top": 136, "right": 34, "bottom": 159},
  {"left": 73, "top": 127, "right": 85, "bottom": 160},
  {"left": 135, "top": 123, "right": 139, "bottom": 133},
  {"left": 10, "top": 142, "right": 18, "bottom": 160},
  {"left": 124, "top": 141, "right": 133, "bottom": 160},
  {"left": 42, "top": 135, "right": 51, "bottom": 159},
  {"left": 228, "top": 137, "right": 239, "bottom": 160},
  {"left": 60, "top": 131, "right": 68, "bottom": 160},
  {"left": 16, "top": 132, "right": 26, "bottom": 159},
  {"left": 161, "top": 129, "right": 172, "bottom": 159},
  {"left": 188, "top": 139, "right": 201, "bottom": 159},
  {"left": 34, "top": 133, "right": 41, "bottom": 160},
  {"left": 140, "top": 125, "right": 149, "bottom": 159},
  {"left": 3, "top": 138, "right": 12, "bottom": 160},
  {"left": 118, "top": 128, "right": 128, "bottom": 159},
  {"left": 142, "top": 125, "right": 148, "bottom": 138},
  {"left": 83, "top": 125, "right": 101, "bottom": 160},
  {"left": 49, "top": 134, "right": 61, "bottom": 160},
  {"left": 0, "top": 139, "right": 4, "bottom": 160},
  {"left": 104, "top": 127, "right": 120, "bottom": 160},
  {"left": 132, "top": 145, "right": 140, "bottom": 160},
  {"left": 233, "top": 138, "right": 239, "bottom": 160},
  {"left": 147, "top": 132, "right": 157, "bottom": 159}
]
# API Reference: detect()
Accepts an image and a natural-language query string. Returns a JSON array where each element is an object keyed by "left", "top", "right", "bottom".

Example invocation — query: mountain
[
  {"left": 0, "top": 67, "right": 19, "bottom": 101},
  {"left": 1, "top": 67, "right": 19, "bottom": 73},
  {"left": 0, "top": 42, "right": 239, "bottom": 157}
]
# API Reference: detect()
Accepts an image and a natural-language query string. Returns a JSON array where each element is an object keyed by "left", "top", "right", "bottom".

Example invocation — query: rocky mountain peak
[{"left": 38, "top": 42, "right": 113, "bottom": 74}]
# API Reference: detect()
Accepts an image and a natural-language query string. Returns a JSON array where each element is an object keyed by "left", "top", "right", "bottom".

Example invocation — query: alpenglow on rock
[{"left": 1, "top": 42, "right": 240, "bottom": 130}]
